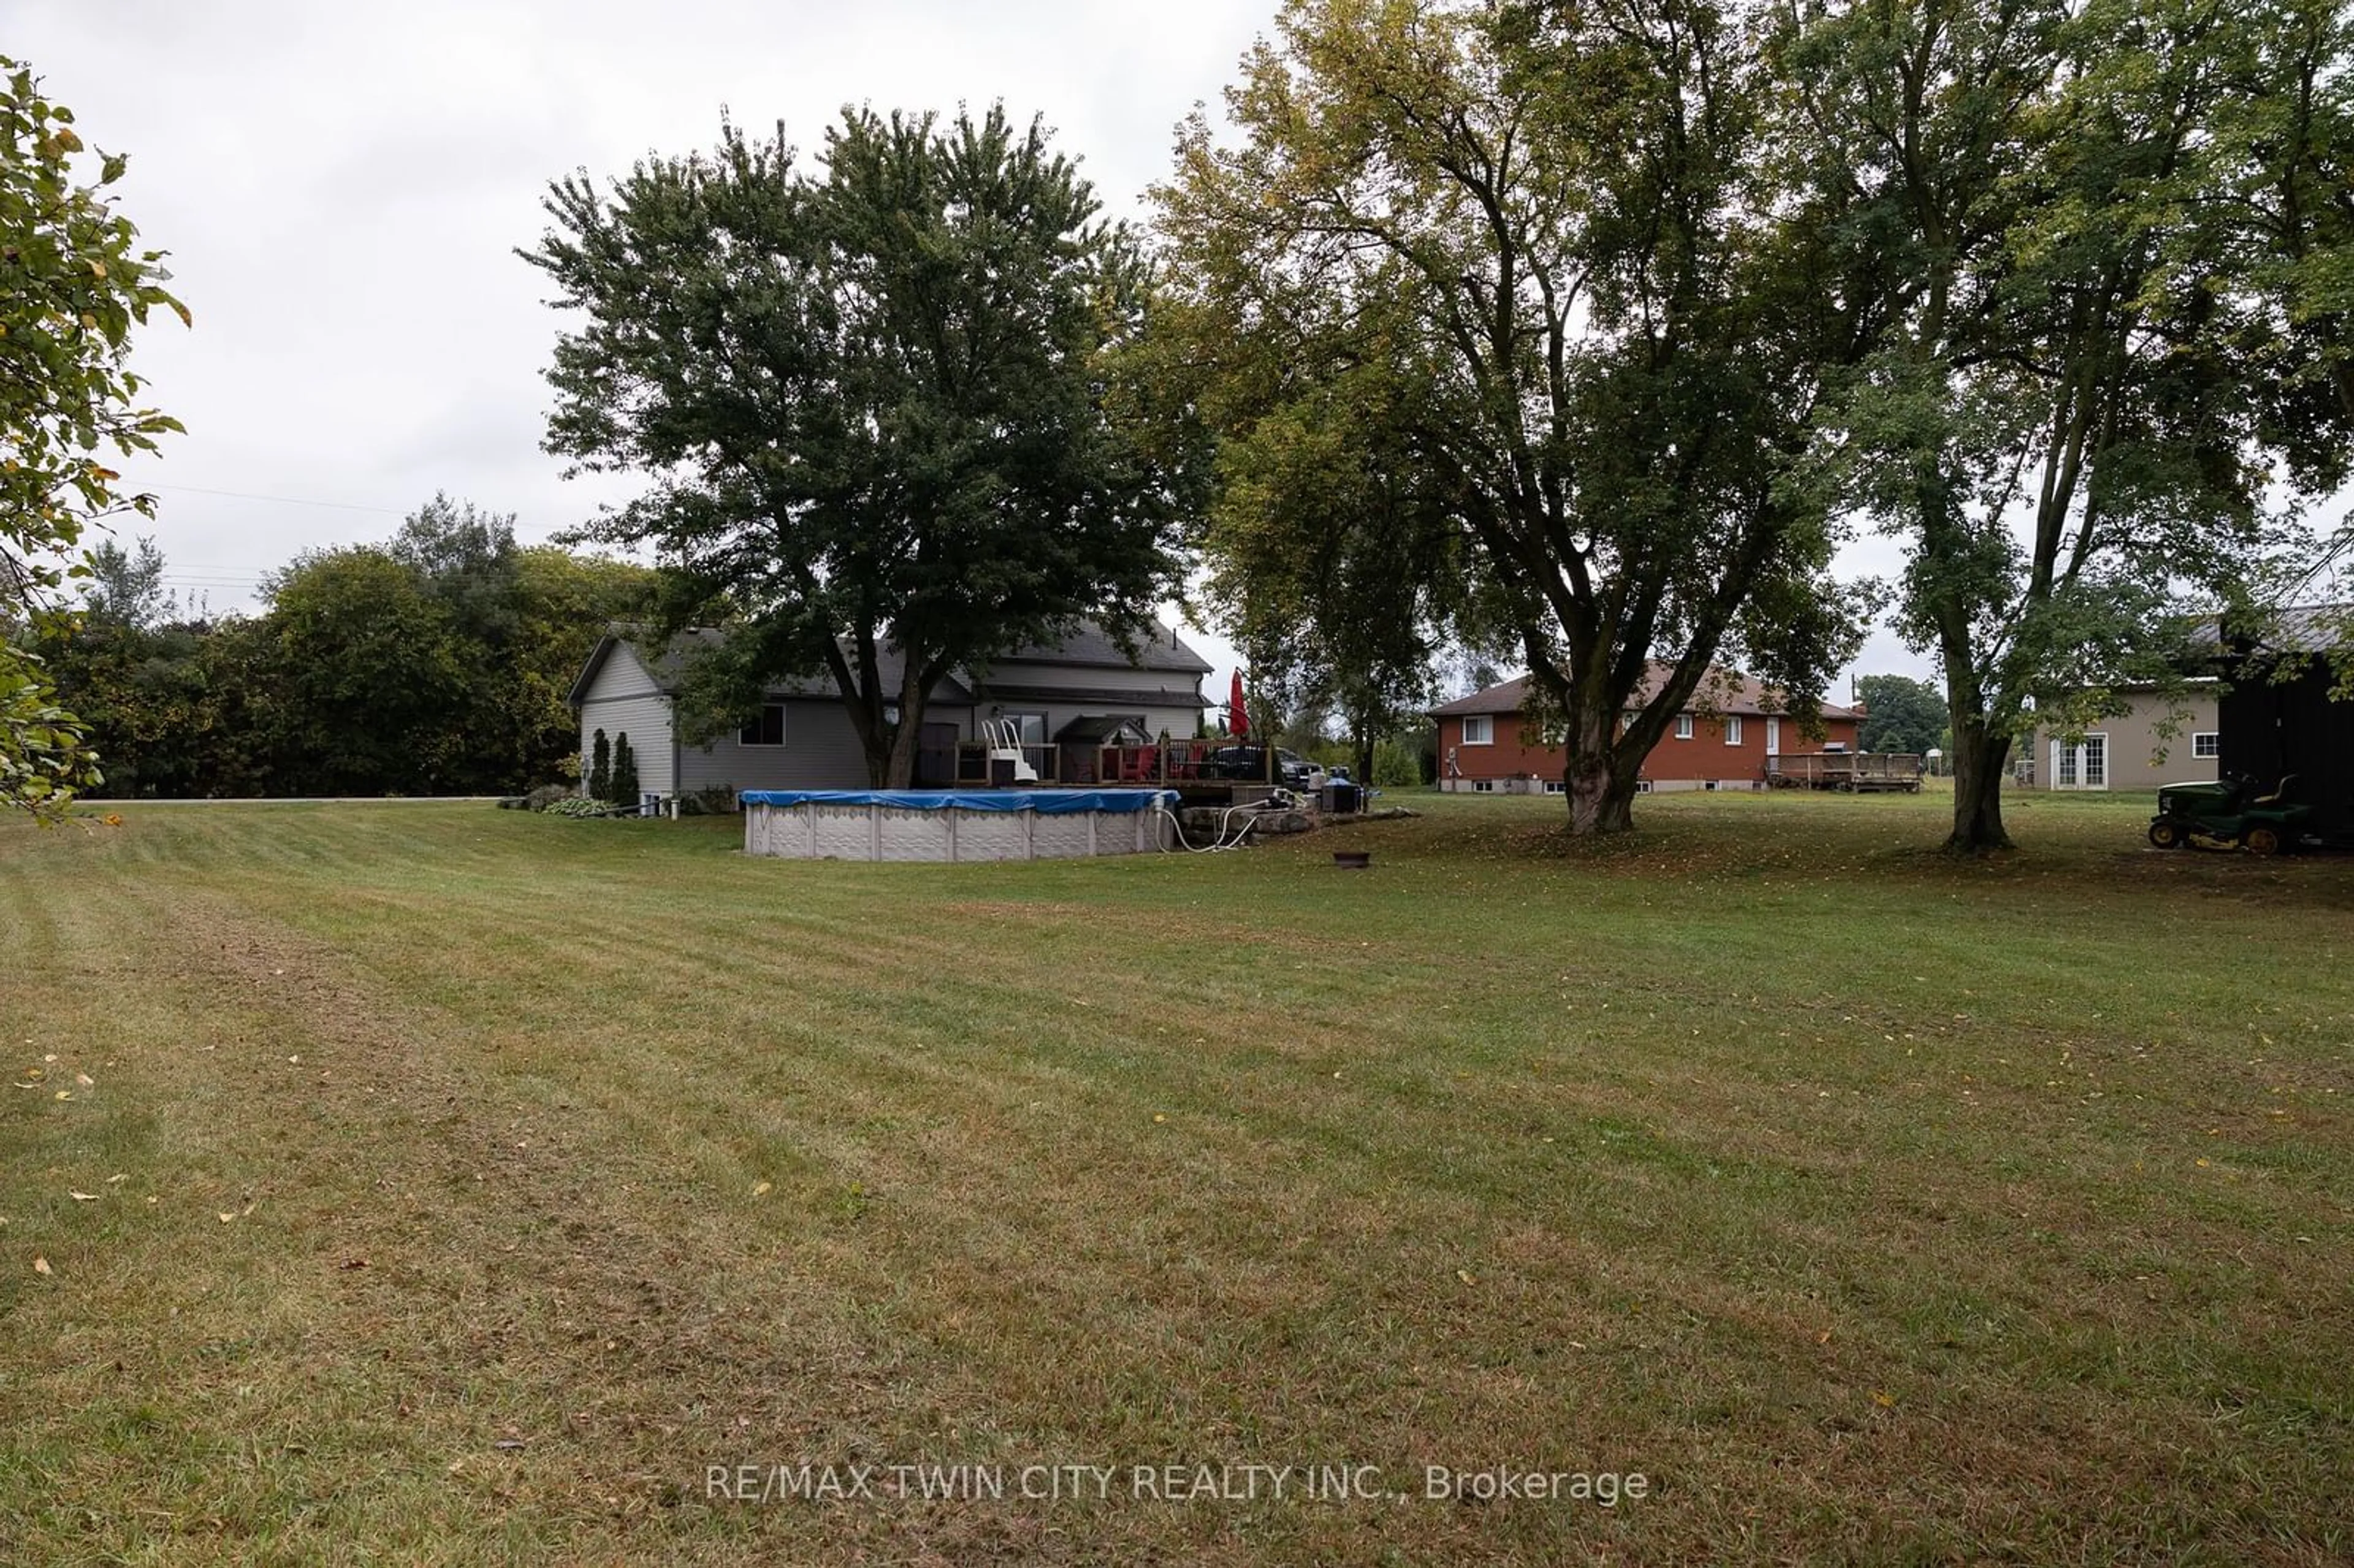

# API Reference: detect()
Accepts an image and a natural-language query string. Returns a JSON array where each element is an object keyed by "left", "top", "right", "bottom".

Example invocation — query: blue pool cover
[{"left": 738, "top": 788, "right": 1177, "bottom": 815}]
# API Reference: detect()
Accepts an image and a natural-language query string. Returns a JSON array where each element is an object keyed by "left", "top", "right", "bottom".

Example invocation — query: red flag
[{"left": 1228, "top": 669, "right": 1250, "bottom": 737}]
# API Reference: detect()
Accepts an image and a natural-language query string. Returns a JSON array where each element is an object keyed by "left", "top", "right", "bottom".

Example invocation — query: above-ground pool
[{"left": 739, "top": 788, "right": 1176, "bottom": 862}]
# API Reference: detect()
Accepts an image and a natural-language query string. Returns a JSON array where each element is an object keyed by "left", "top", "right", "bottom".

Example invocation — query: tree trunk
[
  {"left": 879, "top": 668, "right": 930, "bottom": 789},
  {"left": 1946, "top": 717, "right": 2013, "bottom": 853},
  {"left": 881, "top": 722, "right": 922, "bottom": 788},
  {"left": 1560, "top": 705, "right": 1639, "bottom": 836}
]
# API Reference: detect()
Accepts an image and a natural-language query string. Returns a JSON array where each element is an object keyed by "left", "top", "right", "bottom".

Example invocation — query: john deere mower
[{"left": 2147, "top": 774, "right": 2310, "bottom": 855}]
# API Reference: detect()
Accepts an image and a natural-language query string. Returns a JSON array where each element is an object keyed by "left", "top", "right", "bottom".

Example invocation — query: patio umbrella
[{"left": 1228, "top": 669, "right": 1249, "bottom": 737}]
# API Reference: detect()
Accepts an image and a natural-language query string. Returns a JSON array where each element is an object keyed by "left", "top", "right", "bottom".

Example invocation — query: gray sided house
[
  {"left": 2014, "top": 682, "right": 2220, "bottom": 791},
  {"left": 568, "top": 622, "right": 1213, "bottom": 802}
]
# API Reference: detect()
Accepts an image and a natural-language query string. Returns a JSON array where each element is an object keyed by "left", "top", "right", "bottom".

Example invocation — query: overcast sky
[{"left": 21, "top": 0, "right": 1937, "bottom": 702}]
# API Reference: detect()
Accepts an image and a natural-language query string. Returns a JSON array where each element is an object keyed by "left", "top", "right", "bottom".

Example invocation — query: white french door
[{"left": 2051, "top": 733, "right": 2107, "bottom": 790}]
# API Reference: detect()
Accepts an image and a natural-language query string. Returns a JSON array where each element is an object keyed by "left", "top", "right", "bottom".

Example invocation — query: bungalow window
[
  {"left": 1471, "top": 778, "right": 1495, "bottom": 792},
  {"left": 1461, "top": 715, "right": 1493, "bottom": 745},
  {"left": 738, "top": 704, "right": 786, "bottom": 747},
  {"left": 1726, "top": 715, "right": 1744, "bottom": 745},
  {"left": 2193, "top": 732, "right": 2219, "bottom": 759},
  {"left": 1674, "top": 713, "right": 1694, "bottom": 740}
]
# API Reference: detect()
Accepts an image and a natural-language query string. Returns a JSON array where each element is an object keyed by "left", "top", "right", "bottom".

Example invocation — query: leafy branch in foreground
[{"left": 1, "top": 55, "right": 188, "bottom": 821}]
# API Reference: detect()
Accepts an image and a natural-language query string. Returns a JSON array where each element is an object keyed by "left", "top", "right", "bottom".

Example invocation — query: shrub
[
  {"left": 525, "top": 783, "right": 574, "bottom": 812},
  {"left": 1371, "top": 736, "right": 1423, "bottom": 788},
  {"left": 588, "top": 729, "right": 611, "bottom": 802},
  {"left": 689, "top": 785, "right": 737, "bottom": 815},
  {"left": 610, "top": 733, "right": 638, "bottom": 805}
]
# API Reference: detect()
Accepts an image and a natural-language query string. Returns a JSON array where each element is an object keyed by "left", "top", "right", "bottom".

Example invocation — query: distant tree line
[
  {"left": 1856, "top": 676, "right": 1952, "bottom": 757},
  {"left": 26, "top": 495, "right": 653, "bottom": 798}
]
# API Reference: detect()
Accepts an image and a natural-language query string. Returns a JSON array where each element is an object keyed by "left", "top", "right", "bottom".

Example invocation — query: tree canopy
[
  {"left": 1, "top": 56, "right": 186, "bottom": 820},
  {"left": 1782, "top": 0, "right": 2354, "bottom": 849},
  {"left": 1152, "top": 0, "right": 1873, "bottom": 834},
  {"left": 524, "top": 104, "right": 1191, "bottom": 786},
  {"left": 1856, "top": 674, "right": 1950, "bottom": 756},
  {"left": 33, "top": 507, "right": 654, "bottom": 798}
]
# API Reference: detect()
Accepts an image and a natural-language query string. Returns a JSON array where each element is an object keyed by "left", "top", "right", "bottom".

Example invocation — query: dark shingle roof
[
  {"left": 569, "top": 628, "right": 972, "bottom": 707},
  {"left": 2225, "top": 603, "right": 2353, "bottom": 656},
  {"left": 986, "top": 620, "right": 1214, "bottom": 675},
  {"left": 571, "top": 618, "right": 1207, "bottom": 709}
]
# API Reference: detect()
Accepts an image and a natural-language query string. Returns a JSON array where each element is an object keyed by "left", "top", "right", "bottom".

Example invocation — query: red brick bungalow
[{"left": 1431, "top": 665, "right": 1862, "bottom": 794}]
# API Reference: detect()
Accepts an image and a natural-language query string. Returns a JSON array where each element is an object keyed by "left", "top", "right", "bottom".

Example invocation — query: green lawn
[{"left": 1, "top": 790, "right": 2348, "bottom": 1564}]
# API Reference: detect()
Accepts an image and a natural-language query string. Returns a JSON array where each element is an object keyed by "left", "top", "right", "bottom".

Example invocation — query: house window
[
  {"left": 1004, "top": 711, "right": 1048, "bottom": 746},
  {"left": 737, "top": 704, "right": 786, "bottom": 747},
  {"left": 1543, "top": 779, "right": 1565, "bottom": 793},
  {"left": 1675, "top": 714, "right": 1694, "bottom": 740},
  {"left": 2193, "top": 732, "right": 2219, "bottom": 759},
  {"left": 1726, "top": 715, "right": 1744, "bottom": 745},
  {"left": 1461, "top": 715, "right": 1493, "bottom": 745},
  {"left": 1472, "top": 778, "right": 1495, "bottom": 793}
]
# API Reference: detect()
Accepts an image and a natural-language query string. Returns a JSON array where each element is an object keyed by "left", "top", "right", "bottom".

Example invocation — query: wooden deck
[
  {"left": 1767, "top": 752, "right": 1925, "bottom": 792},
  {"left": 943, "top": 739, "right": 1347, "bottom": 809}
]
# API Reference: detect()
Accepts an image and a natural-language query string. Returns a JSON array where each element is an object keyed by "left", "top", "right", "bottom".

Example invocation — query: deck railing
[
  {"left": 1766, "top": 752, "right": 1925, "bottom": 792},
  {"left": 951, "top": 741, "right": 1062, "bottom": 787}
]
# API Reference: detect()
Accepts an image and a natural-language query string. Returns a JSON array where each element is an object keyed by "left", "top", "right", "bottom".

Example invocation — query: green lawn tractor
[{"left": 2147, "top": 774, "right": 2311, "bottom": 855}]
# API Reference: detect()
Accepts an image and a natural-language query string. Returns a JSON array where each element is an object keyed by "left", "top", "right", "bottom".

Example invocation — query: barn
[{"left": 2219, "top": 606, "right": 2354, "bottom": 847}]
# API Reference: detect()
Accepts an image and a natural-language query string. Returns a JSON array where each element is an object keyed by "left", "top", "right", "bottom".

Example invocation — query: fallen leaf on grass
[
  {"left": 218, "top": 1212, "right": 237, "bottom": 1224},
  {"left": 1870, "top": 1390, "right": 1895, "bottom": 1409},
  {"left": 32, "top": 1256, "right": 51, "bottom": 1276},
  {"left": 67, "top": 1191, "right": 99, "bottom": 1202},
  {"left": 105, "top": 1174, "right": 125, "bottom": 1185},
  {"left": 74, "top": 1074, "right": 93, "bottom": 1088},
  {"left": 53, "top": 1090, "right": 70, "bottom": 1102},
  {"left": 493, "top": 1438, "right": 527, "bottom": 1452},
  {"left": 751, "top": 1181, "right": 772, "bottom": 1197},
  {"left": 1457, "top": 1269, "right": 1478, "bottom": 1286}
]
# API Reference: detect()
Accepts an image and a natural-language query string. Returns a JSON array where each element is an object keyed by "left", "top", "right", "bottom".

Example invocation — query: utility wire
[{"left": 147, "top": 483, "right": 406, "bottom": 517}]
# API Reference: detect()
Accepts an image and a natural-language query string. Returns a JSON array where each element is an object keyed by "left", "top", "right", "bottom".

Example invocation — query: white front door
[{"left": 1765, "top": 718, "right": 1780, "bottom": 756}]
